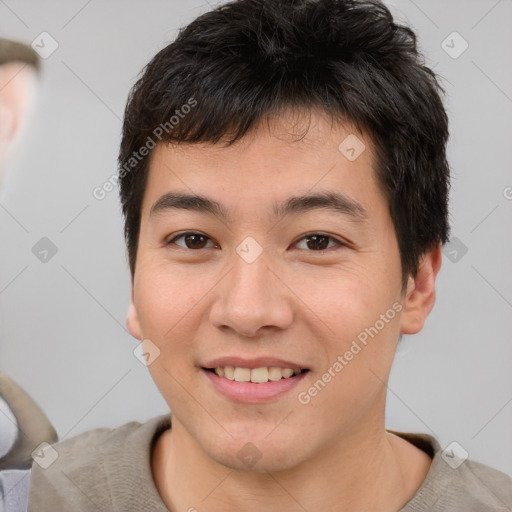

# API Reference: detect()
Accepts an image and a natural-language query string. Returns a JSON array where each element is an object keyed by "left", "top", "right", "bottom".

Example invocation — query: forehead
[{"left": 141, "top": 110, "right": 382, "bottom": 220}]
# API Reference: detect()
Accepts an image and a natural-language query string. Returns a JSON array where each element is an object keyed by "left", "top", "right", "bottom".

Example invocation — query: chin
[{"left": 205, "top": 435, "right": 308, "bottom": 474}]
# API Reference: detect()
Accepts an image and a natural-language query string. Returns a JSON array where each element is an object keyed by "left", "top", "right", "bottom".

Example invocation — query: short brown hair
[{"left": 0, "top": 38, "right": 40, "bottom": 71}]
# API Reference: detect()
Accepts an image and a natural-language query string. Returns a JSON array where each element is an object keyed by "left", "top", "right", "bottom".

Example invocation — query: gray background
[{"left": 0, "top": 0, "right": 511, "bottom": 476}]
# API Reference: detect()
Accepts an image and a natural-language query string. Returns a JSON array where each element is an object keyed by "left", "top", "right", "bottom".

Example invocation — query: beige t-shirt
[{"left": 27, "top": 414, "right": 512, "bottom": 511}]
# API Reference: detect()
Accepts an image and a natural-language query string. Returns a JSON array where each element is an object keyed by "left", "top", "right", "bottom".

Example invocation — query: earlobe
[
  {"left": 400, "top": 244, "right": 442, "bottom": 335},
  {"left": 126, "top": 290, "right": 142, "bottom": 340}
]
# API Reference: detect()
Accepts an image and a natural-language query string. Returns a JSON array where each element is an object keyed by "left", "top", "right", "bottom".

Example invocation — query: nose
[{"left": 208, "top": 245, "right": 294, "bottom": 338}]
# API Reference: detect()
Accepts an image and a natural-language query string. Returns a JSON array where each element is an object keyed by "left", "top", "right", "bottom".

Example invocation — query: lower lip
[{"left": 202, "top": 369, "right": 309, "bottom": 404}]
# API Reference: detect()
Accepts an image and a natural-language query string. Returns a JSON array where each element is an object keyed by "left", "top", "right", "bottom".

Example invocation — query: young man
[{"left": 28, "top": 0, "right": 512, "bottom": 510}]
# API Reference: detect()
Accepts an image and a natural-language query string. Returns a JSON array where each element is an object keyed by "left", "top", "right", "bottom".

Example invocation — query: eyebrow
[{"left": 149, "top": 191, "right": 368, "bottom": 222}]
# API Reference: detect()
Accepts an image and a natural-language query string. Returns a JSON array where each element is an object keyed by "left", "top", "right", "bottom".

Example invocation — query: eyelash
[{"left": 165, "top": 231, "right": 347, "bottom": 252}]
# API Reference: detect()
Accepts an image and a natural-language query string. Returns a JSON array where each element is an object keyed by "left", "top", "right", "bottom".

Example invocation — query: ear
[
  {"left": 400, "top": 243, "right": 442, "bottom": 335},
  {"left": 126, "top": 288, "right": 142, "bottom": 340}
]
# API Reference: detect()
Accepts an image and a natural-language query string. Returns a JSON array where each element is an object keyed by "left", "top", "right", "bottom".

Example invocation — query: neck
[{"left": 152, "top": 409, "right": 431, "bottom": 512}]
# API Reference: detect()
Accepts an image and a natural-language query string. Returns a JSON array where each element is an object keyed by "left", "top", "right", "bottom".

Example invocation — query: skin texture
[{"left": 127, "top": 109, "right": 441, "bottom": 511}]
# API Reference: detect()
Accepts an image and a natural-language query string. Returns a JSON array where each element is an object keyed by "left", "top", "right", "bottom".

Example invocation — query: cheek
[
  {"left": 291, "top": 259, "right": 402, "bottom": 396},
  {"left": 293, "top": 260, "right": 400, "bottom": 338},
  {"left": 135, "top": 258, "right": 203, "bottom": 333},
  {"left": 133, "top": 258, "right": 238, "bottom": 381},
  {"left": 134, "top": 264, "right": 207, "bottom": 409},
  {"left": 294, "top": 282, "right": 402, "bottom": 424}
]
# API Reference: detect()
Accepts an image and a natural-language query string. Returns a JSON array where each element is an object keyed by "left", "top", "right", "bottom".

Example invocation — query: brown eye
[
  {"left": 167, "top": 232, "right": 215, "bottom": 250},
  {"left": 295, "top": 233, "right": 343, "bottom": 251}
]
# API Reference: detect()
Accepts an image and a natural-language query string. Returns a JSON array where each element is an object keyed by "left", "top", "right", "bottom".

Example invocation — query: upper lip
[{"left": 202, "top": 357, "right": 309, "bottom": 370}]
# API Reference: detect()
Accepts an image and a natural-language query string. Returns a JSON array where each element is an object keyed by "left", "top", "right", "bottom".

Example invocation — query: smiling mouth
[{"left": 203, "top": 366, "right": 310, "bottom": 384}]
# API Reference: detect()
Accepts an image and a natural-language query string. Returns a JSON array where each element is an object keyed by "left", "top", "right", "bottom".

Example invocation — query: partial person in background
[
  {"left": 0, "top": 39, "right": 39, "bottom": 180},
  {"left": 0, "top": 38, "right": 57, "bottom": 512}
]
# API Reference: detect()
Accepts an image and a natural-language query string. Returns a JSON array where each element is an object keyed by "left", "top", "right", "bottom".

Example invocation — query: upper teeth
[{"left": 214, "top": 366, "right": 302, "bottom": 383}]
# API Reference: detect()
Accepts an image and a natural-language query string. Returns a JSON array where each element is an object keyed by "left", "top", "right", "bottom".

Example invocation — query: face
[
  {"left": 0, "top": 62, "right": 38, "bottom": 182},
  {"left": 127, "top": 109, "right": 436, "bottom": 472}
]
